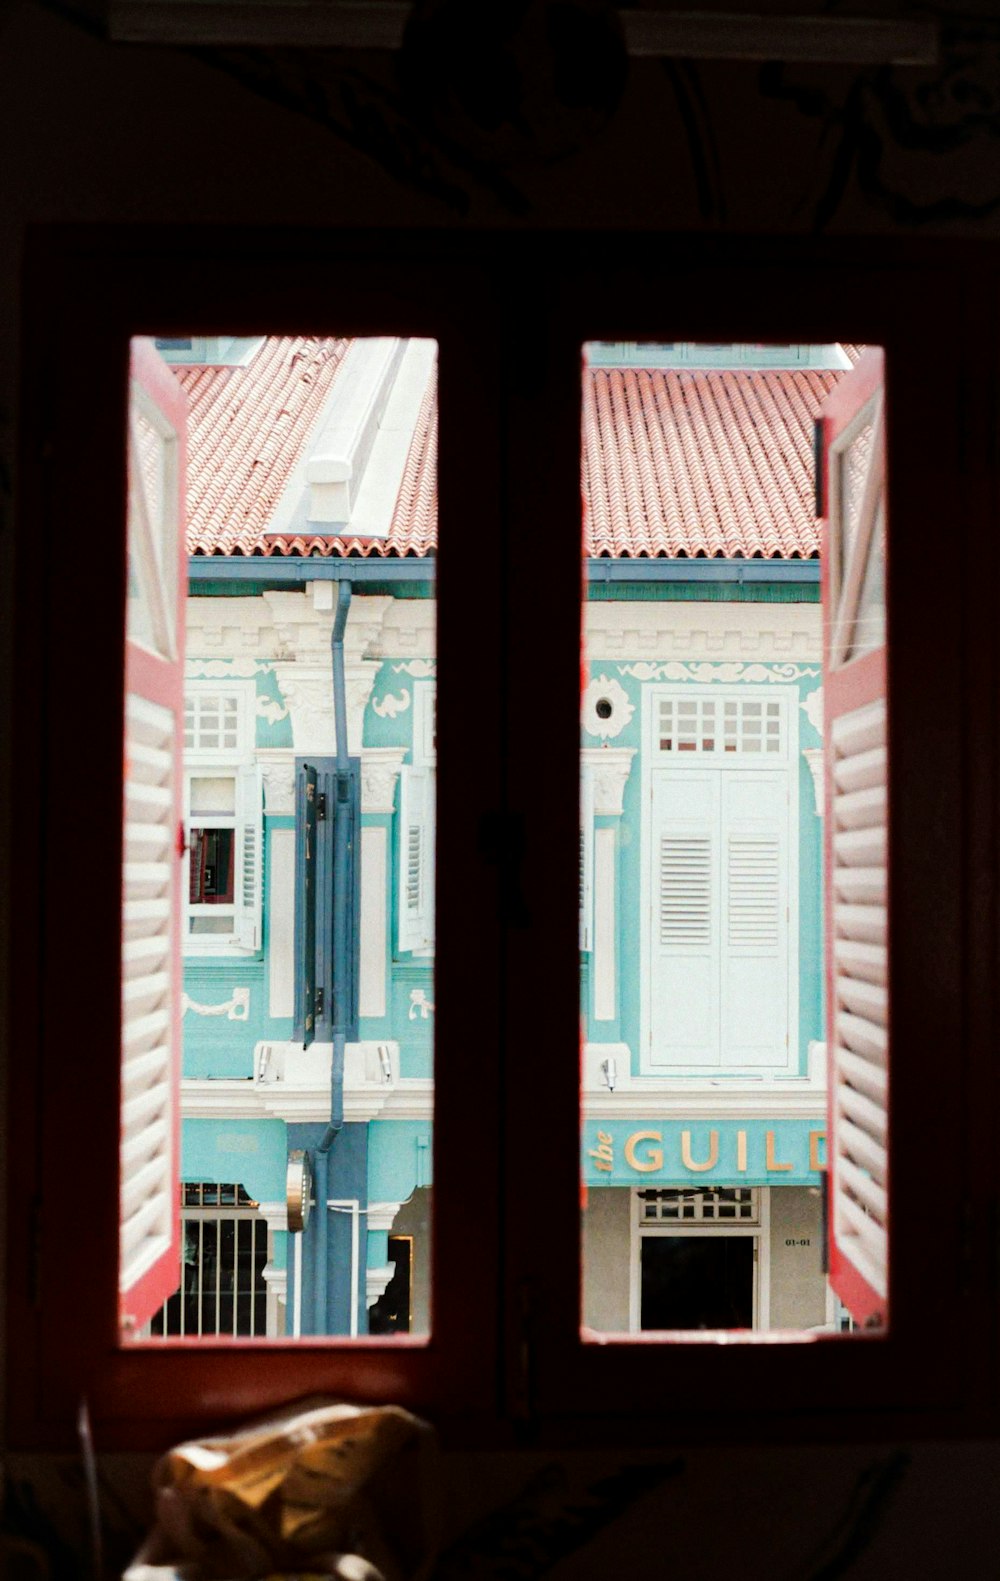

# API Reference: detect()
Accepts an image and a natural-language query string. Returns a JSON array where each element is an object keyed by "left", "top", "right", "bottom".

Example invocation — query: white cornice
[
  {"left": 262, "top": 591, "right": 393, "bottom": 665},
  {"left": 186, "top": 596, "right": 284, "bottom": 661},
  {"left": 182, "top": 1041, "right": 438, "bottom": 1124},
  {"left": 584, "top": 601, "right": 821, "bottom": 661},
  {"left": 581, "top": 1043, "right": 825, "bottom": 1119}
]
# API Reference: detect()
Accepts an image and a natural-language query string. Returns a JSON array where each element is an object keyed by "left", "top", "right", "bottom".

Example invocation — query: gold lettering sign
[
  {"left": 625, "top": 1130, "right": 663, "bottom": 1173},
  {"left": 809, "top": 1129, "right": 826, "bottom": 1172},
  {"left": 766, "top": 1130, "right": 793, "bottom": 1172},
  {"left": 681, "top": 1130, "right": 719, "bottom": 1172},
  {"left": 589, "top": 1131, "right": 613, "bottom": 1172}
]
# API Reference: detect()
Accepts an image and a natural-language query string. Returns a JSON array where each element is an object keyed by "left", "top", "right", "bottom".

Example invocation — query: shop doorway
[{"left": 640, "top": 1235, "right": 755, "bottom": 1330}]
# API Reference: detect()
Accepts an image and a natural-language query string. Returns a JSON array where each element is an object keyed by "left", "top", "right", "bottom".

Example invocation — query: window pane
[
  {"left": 124, "top": 334, "right": 437, "bottom": 1343},
  {"left": 580, "top": 341, "right": 888, "bottom": 1339}
]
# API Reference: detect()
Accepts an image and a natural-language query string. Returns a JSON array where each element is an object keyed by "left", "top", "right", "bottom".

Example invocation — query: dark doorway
[
  {"left": 641, "top": 1235, "right": 754, "bottom": 1330},
  {"left": 368, "top": 1235, "right": 413, "bottom": 1334}
]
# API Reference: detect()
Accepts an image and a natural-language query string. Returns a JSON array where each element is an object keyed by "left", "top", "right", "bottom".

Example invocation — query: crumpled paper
[{"left": 124, "top": 1398, "right": 440, "bottom": 1581}]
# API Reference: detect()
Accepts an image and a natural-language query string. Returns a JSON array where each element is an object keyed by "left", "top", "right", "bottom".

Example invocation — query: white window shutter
[
  {"left": 399, "top": 765, "right": 434, "bottom": 953},
  {"left": 720, "top": 771, "right": 790, "bottom": 1069},
  {"left": 580, "top": 769, "right": 594, "bottom": 951},
  {"left": 649, "top": 772, "right": 720, "bottom": 1069},
  {"left": 120, "top": 337, "right": 186, "bottom": 1337},
  {"left": 236, "top": 764, "right": 263, "bottom": 951}
]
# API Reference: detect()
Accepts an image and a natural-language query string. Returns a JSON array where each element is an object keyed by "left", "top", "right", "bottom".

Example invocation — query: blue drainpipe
[{"left": 313, "top": 579, "right": 352, "bottom": 1333}]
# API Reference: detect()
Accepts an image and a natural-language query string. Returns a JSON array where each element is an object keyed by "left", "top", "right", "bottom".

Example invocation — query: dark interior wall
[{"left": 4, "top": 2, "right": 1000, "bottom": 1572}]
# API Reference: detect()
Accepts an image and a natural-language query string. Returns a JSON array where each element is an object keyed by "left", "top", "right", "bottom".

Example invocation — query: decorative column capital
[
  {"left": 361, "top": 748, "right": 408, "bottom": 814},
  {"left": 582, "top": 746, "right": 637, "bottom": 817},
  {"left": 257, "top": 749, "right": 296, "bottom": 815}
]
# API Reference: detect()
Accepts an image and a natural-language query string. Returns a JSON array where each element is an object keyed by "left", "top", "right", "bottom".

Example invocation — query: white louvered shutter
[
  {"left": 580, "top": 768, "right": 594, "bottom": 951},
  {"left": 649, "top": 772, "right": 720, "bottom": 1069},
  {"left": 819, "top": 348, "right": 889, "bottom": 1327},
  {"left": 236, "top": 764, "right": 263, "bottom": 951},
  {"left": 399, "top": 765, "right": 434, "bottom": 952},
  {"left": 720, "top": 772, "right": 790, "bottom": 1069},
  {"left": 120, "top": 338, "right": 186, "bottom": 1337}
]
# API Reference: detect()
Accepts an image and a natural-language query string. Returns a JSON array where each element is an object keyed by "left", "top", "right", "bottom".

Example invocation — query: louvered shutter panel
[
  {"left": 399, "top": 765, "right": 434, "bottom": 953},
  {"left": 236, "top": 764, "right": 263, "bottom": 951},
  {"left": 649, "top": 773, "right": 720, "bottom": 1069},
  {"left": 720, "top": 772, "right": 790, "bottom": 1068},
  {"left": 580, "top": 768, "right": 594, "bottom": 951},
  {"left": 120, "top": 339, "right": 186, "bottom": 1337},
  {"left": 293, "top": 761, "right": 319, "bottom": 1047},
  {"left": 819, "top": 349, "right": 889, "bottom": 1326}
]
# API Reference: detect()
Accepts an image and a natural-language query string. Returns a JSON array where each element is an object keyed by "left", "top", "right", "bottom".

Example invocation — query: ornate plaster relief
[
  {"left": 257, "top": 750, "right": 296, "bottom": 815},
  {"left": 182, "top": 986, "right": 250, "bottom": 1020},
  {"left": 582, "top": 675, "right": 635, "bottom": 739},
  {"left": 361, "top": 748, "right": 407, "bottom": 814},
  {"left": 581, "top": 747, "right": 636, "bottom": 816}
]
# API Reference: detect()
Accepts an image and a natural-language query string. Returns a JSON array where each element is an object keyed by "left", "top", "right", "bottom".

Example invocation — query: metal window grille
[
  {"left": 148, "top": 1182, "right": 271, "bottom": 1337},
  {"left": 639, "top": 1187, "right": 759, "bottom": 1224}
]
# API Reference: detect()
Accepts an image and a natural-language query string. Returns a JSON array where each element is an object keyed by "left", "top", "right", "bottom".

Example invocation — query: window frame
[
  {"left": 7, "top": 228, "right": 996, "bottom": 1450},
  {"left": 640, "top": 683, "right": 800, "bottom": 1079},
  {"left": 183, "top": 680, "right": 262, "bottom": 955}
]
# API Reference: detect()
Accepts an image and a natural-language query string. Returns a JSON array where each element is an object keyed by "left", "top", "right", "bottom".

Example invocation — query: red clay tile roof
[
  {"left": 184, "top": 338, "right": 849, "bottom": 560},
  {"left": 583, "top": 367, "right": 839, "bottom": 559}
]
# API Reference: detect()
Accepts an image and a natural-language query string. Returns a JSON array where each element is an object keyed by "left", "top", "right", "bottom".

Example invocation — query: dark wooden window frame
[{"left": 7, "top": 228, "right": 996, "bottom": 1450}]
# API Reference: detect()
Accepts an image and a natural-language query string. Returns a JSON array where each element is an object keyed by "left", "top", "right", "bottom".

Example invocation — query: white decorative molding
[
  {"left": 182, "top": 986, "right": 250, "bottom": 1021},
  {"left": 580, "top": 1043, "right": 826, "bottom": 1118},
  {"left": 367, "top": 1200, "right": 404, "bottom": 1233},
  {"left": 618, "top": 660, "right": 820, "bottom": 684},
  {"left": 582, "top": 675, "right": 635, "bottom": 739},
  {"left": 271, "top": 663, "right": 378, "bottom": 755},
  {"left": 408, "top": 988, "right": 435, "bottom": 1020},
  {"left": 372, "top": 689, "right": 410, "bottom": 720},
  {"left": 585, "top": 601, "right": 821, "bottom": 661},
  {"left": 186, "top": 596, "right": 285, "bottom": 661},
  {"left": 256, "top": 693, "right": 289, "bottom": 726},
  {"left": 263, "top": 590, "right": 393, "bottom": 665},
  {"left": 801, "top": 685, "right": 824, "bottom": 736},
  {"left": 360, "top": 748, "right": 407, "bottom": 814},
  {"left": 390, "top": 657, "right": 436, "bottom": 677},
  {"left": 803, "top": 747, "right": 824, "bottom": 816},
  {"left": 366, "top": 1265, "right": 395, "bottom": 1309},
  {"left": 581, "top": 746, "right": 636, "bottom": 816},
  {"left": 182, "top": 1061, "right": 434, "bottom": 1124},
  {"left": 186, "top": 656, "right": 273, "bottom": 677},
  {"left": 263, "top": 1262, "right": 288, "bottom": 1302},
  {"left": 258, "top": 750, "right": 296, "bottom": 815},
  {"left": 256, "top": 1199, "right": 291, "bottom": 1237}
]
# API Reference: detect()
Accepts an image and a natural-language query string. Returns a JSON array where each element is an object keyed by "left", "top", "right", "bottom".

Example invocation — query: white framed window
[
  {"left": 641, "top": 685, "right": 799, "bottom": 1076},
  {"left": 398, "top": 681, "right": 435, "bottom": 954},
  {"left": 183, "top": 681, "right": 262, "bottom": 954}
]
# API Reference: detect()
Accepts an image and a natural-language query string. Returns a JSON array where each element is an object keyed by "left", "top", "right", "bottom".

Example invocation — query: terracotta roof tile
[{"left": 185, "top": 339, "right": 849, "bottom": 561}]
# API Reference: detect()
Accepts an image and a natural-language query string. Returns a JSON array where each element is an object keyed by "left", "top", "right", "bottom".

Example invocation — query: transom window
[
  {"left": 657, "top": 696, "right": 785, "bottom": 758},
  {"left": 639, "top": 1188, "right": 759, "bottom": 1224}
]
